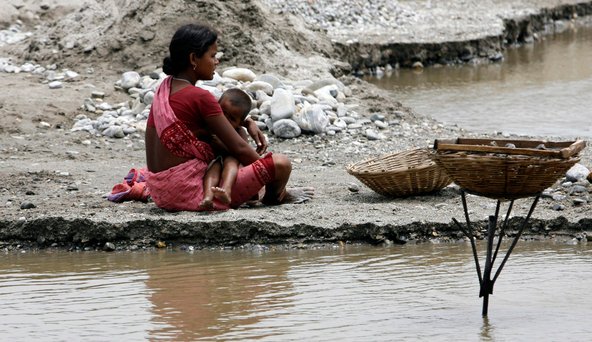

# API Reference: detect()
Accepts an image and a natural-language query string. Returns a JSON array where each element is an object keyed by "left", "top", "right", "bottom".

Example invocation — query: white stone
[
  {"left": 201, "top": 72, "right": 223, "bottom": 87},
  {"left": 143, "top": 91, "right": 154, "bottom": 105},
  {"left": 255, "top": 74, "right": 285, "bottom": 89},
  {"left": 313, "top": 85, "right": 339, "bottom": 106},
  {"left": 102, "top": 126, "right": 125, "bottom": 138},
  {"left": 121, "top": 71, "right": 141, "bottom": 89},
  {"left": 65, "top": 70, "right": 79, "bottom": 79},
  {"left": 48, "top": 81, "right": 63, "bottom": 89},
  {"left": 566, "top": 163, "right": 590, "bottom": 182},
  {"left": 246, "top": 81, "right": 274, "bottom": 96},
  {"left": 296, "top": 104, "right": 329, "bottom": 134},
  {"left": 96, "top": 102, "right": 112, "bottom": 111},
  {"left": 222, "top": 68, "right": 256, "bottom": 82},
  {"left": 272, "top": 119, "right": 301, "bottom": 139},
  {"left": 198, "top": 84, "right": 223, "bottom": 100},
  {"left": 255, "top": 90, "right": 271, "bottom": 105},
  {"left": 270, "top": 88, "right": 295, "bottom": 121}
]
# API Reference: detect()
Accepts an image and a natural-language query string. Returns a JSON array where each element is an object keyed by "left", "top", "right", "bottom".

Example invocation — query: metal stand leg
[{"left": 452, "top": 191, "right": 541, "bottom": 316}]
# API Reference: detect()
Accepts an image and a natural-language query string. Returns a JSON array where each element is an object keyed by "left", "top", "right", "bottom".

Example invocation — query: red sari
[{"left": 146, "top": 77, "right": 274, "bottom": 211}]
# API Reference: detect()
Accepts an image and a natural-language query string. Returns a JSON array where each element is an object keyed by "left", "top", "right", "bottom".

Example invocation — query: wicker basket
[
  {"left": 431, "top": 138, "right": 586, "bottom": 200},
  {"left": 346, "top": 148, "right": 452, "bottom": 197}
]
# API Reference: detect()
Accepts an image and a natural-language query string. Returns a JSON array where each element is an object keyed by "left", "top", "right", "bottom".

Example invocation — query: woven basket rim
[{"left": 346, "top": 148, "right": 435, "bottom": 175}]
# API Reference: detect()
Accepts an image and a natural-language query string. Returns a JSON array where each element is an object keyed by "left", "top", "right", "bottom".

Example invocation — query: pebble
[
  {"left": 348, "top": 183, "right": 360, "bottom": 192},
  {"left": 48, "top": 81, "right": 63, "bottom": 89},
  {"left": 20, "top": 202, "right": 36, "bottom": 210},
  {"left": 103, "top": 242, "right": 116, "bottom": 252}
]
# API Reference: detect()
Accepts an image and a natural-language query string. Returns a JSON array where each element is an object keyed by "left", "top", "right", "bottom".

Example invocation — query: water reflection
[
  {"left": 0, "top": 252, "right": 157, "bottom": 340},
  {"left": 366, "top": 23, "right": 592, "bottom": 138},
  {"left": 145, "top": 250, "right": 293, "bottom": 340},
  {"left": 1, "top": 242, "right": 591, "bottom": 341}
]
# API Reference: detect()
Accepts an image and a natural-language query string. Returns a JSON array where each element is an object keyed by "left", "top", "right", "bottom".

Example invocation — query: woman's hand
[{"left": 243, "top": 117, "right": 268, "bottom": 155}]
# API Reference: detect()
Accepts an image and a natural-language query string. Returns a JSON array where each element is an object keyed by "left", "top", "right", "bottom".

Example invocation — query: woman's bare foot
[
  {"left": 212, "top": 186, "right": 231, "bottom": 205},
  {"left": 262, "top": 187, "right": 314, "bottom": 205}
]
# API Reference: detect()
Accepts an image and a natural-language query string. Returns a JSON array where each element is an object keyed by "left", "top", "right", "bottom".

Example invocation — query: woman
[{"left": 145, "top": 23, "right": 312, "bottom": 211}]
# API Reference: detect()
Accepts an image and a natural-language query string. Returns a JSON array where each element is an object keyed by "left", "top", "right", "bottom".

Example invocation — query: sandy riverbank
[{"left": 0, "top": 0, "right": 591, "bottom": 251}]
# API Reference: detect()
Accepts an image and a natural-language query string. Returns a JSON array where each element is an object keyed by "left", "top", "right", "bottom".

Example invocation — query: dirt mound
[{"left": 6, "top": 0, "right": 342, "bottom": 79}]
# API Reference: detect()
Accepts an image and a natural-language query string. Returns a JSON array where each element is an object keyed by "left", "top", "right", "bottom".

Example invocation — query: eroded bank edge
[
  {"left": 334, "top": 2, "right": 592, "bottom": 74},
  {"left": 0, "top": 216, "right": 590, "bottom": 251}
]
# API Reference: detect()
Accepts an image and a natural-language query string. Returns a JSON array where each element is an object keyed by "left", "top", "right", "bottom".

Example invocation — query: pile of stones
[
  {"left": 544, "top": 163, "right": 592, "bottom": 210},
  {"left": 71, "top": 66, "right": 402, "bottom": 140},
  {"left": 0, "top": 20, "right": 31, "bottom": 47}
]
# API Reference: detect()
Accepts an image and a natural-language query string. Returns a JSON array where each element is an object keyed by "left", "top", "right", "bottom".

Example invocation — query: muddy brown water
[
  {"left": 365, "top": 24, "right": 592, "bottom": 139},
  {"left": 1, "top": 241, "right": 591, "bottom": 340}
]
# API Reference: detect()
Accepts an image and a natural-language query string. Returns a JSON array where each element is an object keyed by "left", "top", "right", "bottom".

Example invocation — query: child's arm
[
  {"left": 238, "top": 127, "right": 249, "bottom": 142},
  {"left": 242, "top": 117, "right": 268, "bottom": 154}
]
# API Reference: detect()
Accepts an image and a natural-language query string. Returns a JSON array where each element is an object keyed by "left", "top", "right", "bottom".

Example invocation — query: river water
[
  {"left": 3, "top": 20, "right": 592, "bottom": 342},
  {"left": 365, "top": 24, "right": 592, "bottom": 138},
  {"left": 1, "top": 241, "right": 591, "bottom": 341}
]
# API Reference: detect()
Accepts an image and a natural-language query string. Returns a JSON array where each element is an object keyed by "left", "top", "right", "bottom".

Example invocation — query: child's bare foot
[{"left": 212, "top": 186, "right": 231, "bottom": 205}]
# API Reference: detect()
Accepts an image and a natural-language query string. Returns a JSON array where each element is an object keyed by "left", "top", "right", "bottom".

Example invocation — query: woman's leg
[
  {"left": 261, "top": 154, "right": 314, "bottom": 205},
  {"left": 229, "top": 153, "right": 313, "bottom": 208},
  {"left": 261, "top": 154, "right": 291, "bottom": 204}
]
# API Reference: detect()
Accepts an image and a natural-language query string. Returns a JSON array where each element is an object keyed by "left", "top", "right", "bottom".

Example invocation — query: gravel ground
[
  {"left": 263, "top": 0, "right": 589, "bottom": 43},
  {"left": 0, "top": 0, "right": 591, "bottom": 250}
]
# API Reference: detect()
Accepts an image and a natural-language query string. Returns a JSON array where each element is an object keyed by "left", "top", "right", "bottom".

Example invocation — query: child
[{"left": 199, "top": 88, "right": 257, "bottom": 209}]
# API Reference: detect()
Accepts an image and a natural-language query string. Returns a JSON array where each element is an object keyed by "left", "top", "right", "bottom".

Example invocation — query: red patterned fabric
[{"left": 146, "top": 76, "right": 275, "bottom": 211}]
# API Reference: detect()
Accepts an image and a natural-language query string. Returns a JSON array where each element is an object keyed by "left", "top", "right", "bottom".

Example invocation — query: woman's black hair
[{"left": 162, "top": 23, "right": 218, "bottom": 76}]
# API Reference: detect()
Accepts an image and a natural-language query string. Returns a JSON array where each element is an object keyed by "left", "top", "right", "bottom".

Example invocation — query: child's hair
[{"left": 219, "top": 88, "right": 252, "bottom": 120}]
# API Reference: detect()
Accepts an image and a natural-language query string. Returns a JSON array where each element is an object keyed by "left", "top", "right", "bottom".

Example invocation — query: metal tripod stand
[{"left": 452, "top": 190, "right": 541, "bottom": 316}]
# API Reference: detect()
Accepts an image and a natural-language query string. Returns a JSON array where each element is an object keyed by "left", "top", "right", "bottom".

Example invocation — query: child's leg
[
  {"left": 199, "top": 159, "right": 222, "bottom": 209},
  {"left": 213, "top": 156, "right": 239, "bottom": 205}
]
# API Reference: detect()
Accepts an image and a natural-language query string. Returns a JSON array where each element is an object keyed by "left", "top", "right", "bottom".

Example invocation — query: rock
[
  {"left": 365, "top": 129, "right": 383, "bottom": 140},
  {"left": 121, "top": 71, "right": 141, "bottom": 89},
  {"left": 573, "top": 198, "right": 587, "bottom": 205},
  {"left": 246, "top": 81, "right": 274, "bottom": 95},
  {"left": 39, "top": 121, "right": 51, "bottom": 129},
  {"left": 302, "top": 104, "right": 329, "bottom": 134},
  {"left": 143, "top": 90, "right": 154, "bottom": 105},
  {"left": 20, "top": 202, "right": 36, "bottom": 210},
  {"left": 270, "top": 88, "right": 295, "bottom": 121},
  {"left": 103, "top": 242, "right": 116, "bottom": 252},
  {"left": 313, "top": 85, "right": 339, "bottom": 106},
  {"left": 48, "top": 81, "right": 63, "bottom": 89},
  {"left": 222, "top": 68, "right": 256, "bottom": 82},
  {"left": 102, "top": 126, "right": 125, "bottom": 138},
  {"left": 255, "top": 90, "right": 272, "bottom": 105},
  {"left": 91, "top": 91, "right": 105, "bottom": 99},
  {"left": 65, "top": 70, "right": 79, "bottom": 79},
  {"left": 348, "top": 183, "right": 360, "bottom": 192},
  {"left": 272, "top": 119, "right": 301, "bottom": 138},
  {"left": 568, "top": 185, "right": 588, "bottom": 195},
  {"left": 255, "top": 74, "right": 285, "bottom": 89},
  {"left": 198, "top": 84, "right": 223, "bottom": 100},
  {"left": 96, "top": 102, "right": 112, "bottom": 111},
  {"left": 566, "top": 163, "right": 590, "bottom": 182}
]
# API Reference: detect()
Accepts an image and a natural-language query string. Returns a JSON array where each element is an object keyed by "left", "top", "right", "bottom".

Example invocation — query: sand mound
[{"left": 3, "top": 0, "right": 341, "bottom": 79}]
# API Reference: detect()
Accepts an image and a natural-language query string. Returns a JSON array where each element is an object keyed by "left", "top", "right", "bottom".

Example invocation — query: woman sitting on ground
[{"left": 144, "top": 23, "right": 313, "bottom": 211}]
